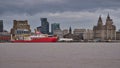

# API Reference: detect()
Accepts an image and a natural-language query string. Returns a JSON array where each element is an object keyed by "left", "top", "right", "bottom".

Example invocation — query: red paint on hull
[{"left": 12, "top": 37, "right": 57, "bottom": 43}]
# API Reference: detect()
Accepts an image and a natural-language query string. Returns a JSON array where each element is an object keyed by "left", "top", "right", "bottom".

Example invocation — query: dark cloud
[
  {"left": 0, "top": 0, "right": 120, "bottom": 31},
  {"left": 0, "top": 0, "right": 120, "bottom": 15}
]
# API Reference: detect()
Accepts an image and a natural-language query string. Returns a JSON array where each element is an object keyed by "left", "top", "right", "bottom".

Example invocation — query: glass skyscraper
[
  {"left": 0, "top": 20, "right": 3, "bottom": 32},
  {"left": 38, "top": 18, "right": 49, "bottom": 34},
  {"left": 51, "top": 23, "right": 60, "bottom": 34}
]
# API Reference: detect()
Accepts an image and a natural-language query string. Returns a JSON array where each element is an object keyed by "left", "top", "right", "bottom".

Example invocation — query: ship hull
[{"left": 11, "top": 37, "right": 57, "bottom": 43}]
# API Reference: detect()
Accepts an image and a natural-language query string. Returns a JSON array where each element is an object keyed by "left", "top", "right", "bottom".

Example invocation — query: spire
[
  {"left": 106, "top": 13, "right": 113, "bottom": 25},
  {"left": 69, "top": 26, "right": 72, "bottom": 34},
  {"left": 97, "top": 15, "right": 103, "bottom": 26},
  {"left": 107, "top": 13, "right": 111, "bottom": 21},
  {"left": 98, "top": 15, "right": 102, "bottom": 22}
]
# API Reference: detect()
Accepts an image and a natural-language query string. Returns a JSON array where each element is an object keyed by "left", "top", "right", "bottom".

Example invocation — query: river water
[{"left": 0, "top": 43, "right": 120, "bottom": 68}]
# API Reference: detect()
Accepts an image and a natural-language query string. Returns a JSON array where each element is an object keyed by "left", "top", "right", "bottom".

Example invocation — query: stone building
[
  {"left": 63, "top": 27, "right": 73, "bottom": 38},
  {"left": 53, "top": 29, "right": 63, "bottom": 38},
  {"left": 73, "top": 29, "right": 86, "bottom": 40},
  {"left": 73, "top": 29, "right": 86, "bottom": 35},
  {"left": 93, "top": 14, "right": 116, "bottom": 41},
  {"left": 116, "top": 31, "right": 120, "bottom": 40},
  {"left": 85, "top": 29, "right": 94, "bottom": 40},
  {"left": 11, "top": 20, "right": 31, "bottom": 40},
  {"left": 73, "top": 29, "right": 93, "bottom": 41},
  {"left": 63, "top": 29, "right": 69, "bottom": 35}
]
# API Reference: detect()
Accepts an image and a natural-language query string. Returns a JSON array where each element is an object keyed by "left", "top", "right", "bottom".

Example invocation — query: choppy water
[{"left": 0, "top": 43, "right": 120, "bottom": 68}]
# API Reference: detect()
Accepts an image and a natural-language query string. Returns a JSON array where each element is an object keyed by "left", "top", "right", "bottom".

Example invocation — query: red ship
[
  {"left": 11, "top": 31, "right": 58, "bottom": 43},
  {"left": 11, "top": 37, "right": 57, "bottom": 43}
]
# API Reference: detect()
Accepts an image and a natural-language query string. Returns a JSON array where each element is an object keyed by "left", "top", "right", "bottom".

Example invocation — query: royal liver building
[{"left": 93, "top": 14, "right": 116, "bottom": 41}]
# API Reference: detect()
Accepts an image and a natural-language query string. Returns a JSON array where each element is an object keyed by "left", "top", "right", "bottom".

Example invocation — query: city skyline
[
  {"left": 0, "top": 0, "right": 120, "bottom": 31},
  {"left": 0, "top": 14, "right": 119, "bottom": 32}
]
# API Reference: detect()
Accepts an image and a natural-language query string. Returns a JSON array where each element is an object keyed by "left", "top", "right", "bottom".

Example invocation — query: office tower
[
  {"left": 0, "top": 20, "right": 3, "bottom": 32},
  {"left": 51, "top": 23, "right": 60, "bottom": 34},
  {"left": 37, "top": 18, "right": 49, "bottom": 34}
]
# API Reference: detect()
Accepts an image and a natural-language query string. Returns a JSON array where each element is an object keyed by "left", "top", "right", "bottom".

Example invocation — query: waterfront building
[
  {"left": 0, "top": 32, "right": 11, "bottom": 42},
  {"left": 53, "top": 29, "right": 63, "bottom": 38},
  {"left": 73, "top": 29, "right": 86, "bottom": 35},
  {"left": 0, "top": 20, "right": 3, "bottom": 32},
  {"left": 84, "top": 29, "right": 94, "bottom": 40},
  {"left": 63, "top": 27, "right": 73, "bottom": 38},
  {"left": 116, "top": 31, "right": 120, "bottom": 40},
  {"left": 93, "top": 14, "right": 116, "bottom": 41},
  {"left": 73, "top": 29, "right": 86, "bottom": 40},
  {"left": 37, "top": 18, "right": 49, "bottom": 34},
  {"left": 51, "top": 23, "right": 60, "bottom": 34},
  {"left": 87, "top": 29, "right": 94, "bottom": 40},
  {"left": 11, "top": 20, "right": 31, "bottom": 40},
  {"left": 63, "top": 29, "right": 69, "bottom": 35}
]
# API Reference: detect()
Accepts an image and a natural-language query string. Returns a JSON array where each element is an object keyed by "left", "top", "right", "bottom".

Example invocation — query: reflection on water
[{"left": 0, "top": 43, "right": 120, "bottom": 68}]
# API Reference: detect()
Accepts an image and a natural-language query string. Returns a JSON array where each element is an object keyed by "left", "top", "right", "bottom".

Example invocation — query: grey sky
[
  {"left": 0, "top": 0, "right": 120, "bottom": 31},
  {"left": 0, "top": 0, "right": 120, "bottom": 14}
]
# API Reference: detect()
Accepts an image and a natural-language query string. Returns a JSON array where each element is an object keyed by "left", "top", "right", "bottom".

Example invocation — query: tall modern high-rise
[
  {"left": 37, "top": 18, "right": 49, "bottom": 34},
  {"left": 51, "top": 23, "right": 60, "bottom": 34},
  {"left": 0, "top": 20, "right": 3, "bottom": 32}
]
